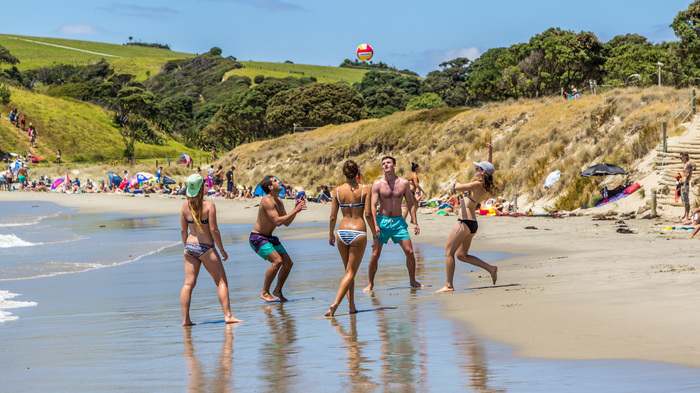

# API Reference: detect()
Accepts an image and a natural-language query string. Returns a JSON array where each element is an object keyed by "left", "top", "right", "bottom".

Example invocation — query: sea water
[{"left": 2, "top": 200, "right": 700, "bottom": 391}]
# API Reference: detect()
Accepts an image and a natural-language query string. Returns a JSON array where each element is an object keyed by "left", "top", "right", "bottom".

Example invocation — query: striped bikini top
[{"left": 337, "top": 185, "right": 365, "bottom": 208}]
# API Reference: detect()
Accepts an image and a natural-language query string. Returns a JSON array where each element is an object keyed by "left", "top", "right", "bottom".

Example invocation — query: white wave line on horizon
[
  {"left": 0, "top": 211, "right": 64, "bottom": 227},
  {"left": 2, "top": 36, "right": 120, "bottom": 58}
]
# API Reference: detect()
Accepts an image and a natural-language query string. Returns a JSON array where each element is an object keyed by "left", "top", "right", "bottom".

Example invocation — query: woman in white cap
[
  {"left": 180, "top": 173, "right": 242, "bottom": 326},
  {"left": 436, "top": 142, "right": 498, "bottom": 292}
]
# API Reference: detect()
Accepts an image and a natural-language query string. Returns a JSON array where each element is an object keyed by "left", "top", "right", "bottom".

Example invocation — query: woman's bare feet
[
  {"left": 490, "top": 266, "right": 498, "bottom": 285},
  {"left": 362, "top": 284, "right": 373, "bottom": 292},
  {"left": 325, "top": 303, "right": 339, "bottom": 317},
  {"left": 225, "top": 316, "right": 244, "bottom": 323},
  {"left": 410, "top": 280, "right": 423, "bottom": 288},
  {"left": 183, "top": 320, "right": 195, "bottom": 327},
  {"left": 349, "top": 307, "right": 358, "bottom": 314},
  {"left": 434, "top": 285, "right": 454, "bottom": 293},
  {"left": 272, "top": 289, "right": 288, "bottom": 302},
  {"left": 261, "top": 291, "right": 279, "bottom": 302}
]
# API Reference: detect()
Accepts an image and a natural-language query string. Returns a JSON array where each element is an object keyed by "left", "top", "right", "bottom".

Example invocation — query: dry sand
[{"left": 2, "top": 191, "right": 700, "bottom": 368}]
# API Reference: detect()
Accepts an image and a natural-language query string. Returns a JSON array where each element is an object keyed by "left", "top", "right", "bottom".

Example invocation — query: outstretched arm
[{"left": 486, "top": 142, "right": 493, "bottom": 163}]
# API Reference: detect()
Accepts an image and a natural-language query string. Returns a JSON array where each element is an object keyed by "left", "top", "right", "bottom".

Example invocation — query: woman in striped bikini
[
  {"left": 326, "top": 161, "right": 374, "bottom": 316},
  {"left": 180, "top": 174, "right": 242, "bottom": 326}
]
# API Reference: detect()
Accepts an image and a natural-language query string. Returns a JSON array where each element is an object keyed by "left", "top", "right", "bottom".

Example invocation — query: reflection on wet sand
[
  {"left": 454, "top": 324, "right": 503, "bottom": 393},
  {"left": 370, "top": 295, "right": 420, "bottom": 391},
  {"left": 183, "top": 324, "right": 235, "bottom": 393},
  {"left": 260, "top": 305, "right": 298, "bottom": 392},
  {"left": 330, "top": 315, "right": 378, "bottom": 392}
]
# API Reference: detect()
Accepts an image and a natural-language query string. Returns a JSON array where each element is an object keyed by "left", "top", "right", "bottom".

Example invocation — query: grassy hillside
[
  {"left": 216, "top": 86, "right": 690, "bottom": 210},
  {"left": 0, "top": 87, "right": 201, "bottom": 163},
  {"left": 0, "top": 34, "right": 191, "bottom": 72},
  {"left": 229, "top": 61, "right": 370, "bottom": 85}
]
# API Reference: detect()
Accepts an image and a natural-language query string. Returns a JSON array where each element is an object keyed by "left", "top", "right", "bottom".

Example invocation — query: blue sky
[{"left": 1, "top": 0, "right": 693, "bottom": 76}]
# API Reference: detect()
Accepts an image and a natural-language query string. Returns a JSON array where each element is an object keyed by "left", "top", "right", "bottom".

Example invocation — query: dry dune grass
[{"left": 217, "top": 86, "right": 692, "bottom": 208}]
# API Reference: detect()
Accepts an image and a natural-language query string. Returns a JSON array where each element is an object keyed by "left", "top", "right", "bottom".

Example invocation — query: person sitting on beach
[
  {"left": 363, "top": 156, "right": 422, "bottom": 292},
  {"left": 84, "top": 180, "right": 95, "bottom": 193},
  {"left": 180, "top": 174, "right": 242, "bottom": 326},
  {"left": 326, "top": 161, "right": 374, "bottom": 317},
  {"left": 99, "top": 180, "right": 108, "bottom": 193},
  {"left": 33, "top": 181, "right": 48, "bottom": 192},
  {"left": 430, "top": 192, "right": 459, "bottom": 213},
  {"left": 249, "top": 175, "right": 306, "bottom": 302},
  {"left": 246, "top": 186, "right": 254, "bottom": 198},
  {"left": 436, "top": 142, "right": 498, "bottom": 293}
]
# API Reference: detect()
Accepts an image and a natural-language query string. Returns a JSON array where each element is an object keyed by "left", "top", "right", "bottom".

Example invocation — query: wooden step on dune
[{"left": 655, "top": 115, "right": 700, "bottom": 209}]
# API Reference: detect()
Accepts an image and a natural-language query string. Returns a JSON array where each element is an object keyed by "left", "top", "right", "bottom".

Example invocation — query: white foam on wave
[
  {"left": 0, "top": 211, "right": 62, "bottom": 228},
  {"left": 0, "top": 290, "right": 37, "bottom": 323},
  {"left": 0, "top": 241, "right": 180, "bottom": 281},
  {"left": 0, "top": 234, "right": 36, "bottom": 248}
]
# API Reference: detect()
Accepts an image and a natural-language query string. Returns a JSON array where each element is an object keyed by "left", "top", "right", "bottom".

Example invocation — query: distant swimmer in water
[
  {"left": 180, "top": 174, "right": 243, "bottom": 326},
  {"left": 326, "top": 161, "right": 374, "bottom": 316},
  {"left": 250, "top": 175, "right": 306, "bottom": 302},
  {"left": 436, "top": 142, "right": 498, "bottom": 293},
  {"left": 363, "top": 156, "right": 422, "bottom": 292}
]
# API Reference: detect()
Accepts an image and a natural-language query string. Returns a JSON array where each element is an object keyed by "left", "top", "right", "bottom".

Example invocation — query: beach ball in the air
[{"left": 356, "top": 44, "right": 374, "bottom": 61}]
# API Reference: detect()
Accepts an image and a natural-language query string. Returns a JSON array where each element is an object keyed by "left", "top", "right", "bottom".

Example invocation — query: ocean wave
[
  {"left": 0, "top": 234, "right": 36, "bottom": 248},
  {"left": 0, "top": 290, "right": 37, "bottom": 323},
  {"left": 0, "top": 211, "right": 62, "bottom": 228},
  {"left": 0, "top": 241, "right": 180, "bottom": 281}
]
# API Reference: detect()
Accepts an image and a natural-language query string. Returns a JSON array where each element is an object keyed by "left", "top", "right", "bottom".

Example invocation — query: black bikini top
[{"left": 186, "top": 218, "right": 209, "bottom": 224}]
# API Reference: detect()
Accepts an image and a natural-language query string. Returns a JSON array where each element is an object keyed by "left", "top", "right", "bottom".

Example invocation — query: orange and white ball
[{"left": 356, "top": 44, "right": 374, "bottom": 61}]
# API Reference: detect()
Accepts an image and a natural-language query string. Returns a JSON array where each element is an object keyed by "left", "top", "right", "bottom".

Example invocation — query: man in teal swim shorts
[
  {"left": 363, "top": 156, "right": 422, "bottom": 292},
  {"left": 250, "top": 175, "right": 306, "bottom": 302}
]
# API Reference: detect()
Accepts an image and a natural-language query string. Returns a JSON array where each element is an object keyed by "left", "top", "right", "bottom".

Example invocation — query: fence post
[
  {"left": 662, "top": 122, "right": 667, "bottom": 153},
  {"left": 513, "top": 193, "right": 518, "bottom": 212},
  {"left": 199, "top": 153, "right": 202, "bottom": 166},
  {"left": 650, "top": 188, "right": 657, "bottom": 218},
  {"left": 693, "top": 90, "right": 696, "bottom": 115},
  {"left": 155, "top": 160, "right": 158, "bottom": 169}
]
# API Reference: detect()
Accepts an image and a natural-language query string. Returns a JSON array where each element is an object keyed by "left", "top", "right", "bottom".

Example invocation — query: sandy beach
[{"left": 2, "top": 191, "right": 700, "bottom": 372}]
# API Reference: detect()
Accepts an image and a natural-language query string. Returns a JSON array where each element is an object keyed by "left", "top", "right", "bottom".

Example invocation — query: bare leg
[
  {"left": 455, "top": 233, "right": 497, "bottom": 285},
  {"left": 262, "top": 252, "right": 283, "bottom": 302},
  {"left": 397, "top": 239, "right": 421, "bottom": 288},
  {"left": 272, "top": 253, "right": 293, "bottom": 302},
  {"left": 436, "top": 221, "right": 470, "bottom": 293},
  {"left": 200, "top": 249, "right": 243, "bottom": 323},
  {"left": 181, "top": 254, "right": 201, "bottom": 326},
  {"left": 363, "top": 241, "right": 383, "bottom": 292},
  {"left": 327, "top": 235, "right": 366, "bottom": 316}
]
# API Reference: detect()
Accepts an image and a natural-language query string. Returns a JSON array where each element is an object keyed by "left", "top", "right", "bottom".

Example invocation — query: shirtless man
[
  {"left": 249, "top": 175, "right": 306, "bottom": 302},
  {"left": 364, "top": 156, "right": 421, "bottom": 292},
  {"left": 680, "top": 152, "right": 693, "bottom": 221},
  {"left": 17, "top": 164, "right": 28, "bottom": 190}
]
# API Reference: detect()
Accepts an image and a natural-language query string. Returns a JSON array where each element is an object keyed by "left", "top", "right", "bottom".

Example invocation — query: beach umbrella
[
  {"left": 51, "top": 178, "right": 65, "bottom": 190},
  {"left": 129, "top": 172, "right": 155, "bottom": 187},
  {"left": 544, "top": 170, "right": 561, "bottom": 189},
  {"left": 580, "top": 163, "right": 628, "bottom": 197}
]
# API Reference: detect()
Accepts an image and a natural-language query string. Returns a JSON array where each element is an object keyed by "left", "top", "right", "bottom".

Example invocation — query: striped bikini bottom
[
  {"left": 185, "top": 242, "right": 214, "bottom": 258},
  {"left": 337, "top": 230, "right": 366, "bottom": 245}
]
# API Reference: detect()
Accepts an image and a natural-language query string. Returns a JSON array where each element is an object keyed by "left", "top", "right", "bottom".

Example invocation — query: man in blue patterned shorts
[
  {"left": 363, "top": 156, "right": 422, "bottom": 292},
  {"left": 249, "top": 175, "right": 306, "bottom": 302}
]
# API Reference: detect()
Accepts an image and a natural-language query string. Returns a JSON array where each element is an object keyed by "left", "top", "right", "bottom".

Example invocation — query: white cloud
[
  {"left": 391, "top": 47, "right": 482, "bottom": 77},
  {"left": 430, "top": 47, "right": 481, "bottom": 67},
  {"left": 58, "top": 24, "right": 101, "bottom": 35}
]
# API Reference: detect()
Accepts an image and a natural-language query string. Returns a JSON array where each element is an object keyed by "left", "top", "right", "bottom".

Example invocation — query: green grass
[
  {"left": 231, "top": 61, "right": 371, "bottom": 85},
  {"left": 0, "top": 87, "right": 202, "bottom": 163},
  {"left": 0, "top": 34, "right": 191, "bottom": 71}
]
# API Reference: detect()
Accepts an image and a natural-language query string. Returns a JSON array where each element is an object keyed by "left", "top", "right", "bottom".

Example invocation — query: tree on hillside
[
  {"left": 406, "top": 93, "right": 445, "bottom": 110},
  {"left": 354, "top": 70, "right": 421, "bottom": 116},
  {"left": 465, "top": 47, "right": 510, "bottom": 104},
  {"left": 671, "top": 2, "right": 700, "bottom": 56},
  {"left": 266, "top": 83, "right": 367, "bottom": 133},
  {"left": 209, "top": 47, "right": 222, "bottom": 56},
  {"left": 0, "top": 45, "right": 19, "bottom": 66},
  {"left": 421, "top": 58, "right": 470, "bottom": 107},
  {"left": 603, "top": 34, "right": 664, "bottom": 86},
  {"left": 114, "top": 86, "right": 158, "bottom": 159}
]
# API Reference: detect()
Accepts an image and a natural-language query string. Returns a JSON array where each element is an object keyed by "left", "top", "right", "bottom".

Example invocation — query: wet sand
[{"left": 2, "top": 192, "right": 700, "bottom": 391}]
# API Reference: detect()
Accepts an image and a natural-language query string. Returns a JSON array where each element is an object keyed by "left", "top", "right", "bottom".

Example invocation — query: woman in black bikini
[
  {"left": 436, "top": 143, "right": 498, "bottom": 293},
  {"left": 326, "top": 161, "right": 374, "bottom": 316},
  {"left": 180, "top": 174, "right": 242, "bottom": 326}
]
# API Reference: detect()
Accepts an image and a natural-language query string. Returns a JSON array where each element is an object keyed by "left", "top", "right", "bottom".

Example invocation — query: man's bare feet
[
  {"left": 410, "top": 280, "right": 423, "bottom": 289},
  {"left": 349, "top": 307, "right": 358, "bottom": 314},
  {"left": 182, "top": 320, "right": 195, "bottom": 327},
  {"left": 325, "top": 303, "right": 339, "bottom": 317},
  {"left": 225, "top": 316, "right": 244, "bottom": 323},
  {"left": 434, "top": 285, "right": 454, "bottom": 293},
  {"left": 490, "top": 266, "right": 498, "bottom": 285},
  {"left": 272, "top": 290, "right": 288, "bottom": 302},
  {"left": 363, "top": 284, "right": 373, "bottom": 292},
  {"left": 261, "top": 291, "right": 279, "bottom": 302}
]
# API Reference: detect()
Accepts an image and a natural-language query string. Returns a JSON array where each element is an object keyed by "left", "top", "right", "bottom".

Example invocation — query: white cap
[{"left": 473, "top": 161, "right": 495, "bottom": 175}]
